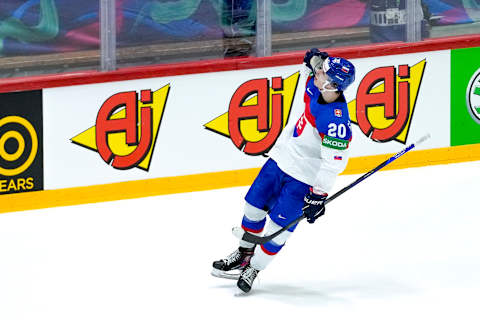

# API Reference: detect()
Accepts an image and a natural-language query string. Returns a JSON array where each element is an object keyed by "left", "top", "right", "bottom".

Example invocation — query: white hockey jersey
[{"left": 268, "top": 77, "right": 352, "bottom": 194}]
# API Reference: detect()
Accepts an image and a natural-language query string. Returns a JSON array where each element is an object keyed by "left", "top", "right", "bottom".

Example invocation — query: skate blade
[
  {"left": 210, "top": 268, "right": 241, "bottom": 280},
  {"left": 234, "top": 289, "right": 251, "bottom": 297}
]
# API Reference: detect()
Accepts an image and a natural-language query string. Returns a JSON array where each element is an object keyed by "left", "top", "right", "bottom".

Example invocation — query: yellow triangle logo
[
  {"left": 347, "top": 60, "right": 426, "bottom": 143},
  {"left": 71, "top": 85, "right": 169, "bottom": 170},
  {"left": 204, "top": 72, "right": 299, "bottom": 143}
]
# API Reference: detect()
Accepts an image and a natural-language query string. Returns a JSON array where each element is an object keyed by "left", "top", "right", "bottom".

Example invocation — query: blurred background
[{"left": 0, "top": 0, "right": 479, "bottom": 78}]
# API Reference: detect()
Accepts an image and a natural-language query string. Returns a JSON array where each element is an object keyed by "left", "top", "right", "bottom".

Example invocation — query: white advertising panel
[
  {"left": 347, "top": 50, "right": 450, "bottom": 157},
  {"left": 43, "top": 50, "right": 450, "bottom": 190}
]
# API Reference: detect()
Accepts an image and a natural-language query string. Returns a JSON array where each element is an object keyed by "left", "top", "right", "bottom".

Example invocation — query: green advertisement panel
[{"left": 451, "top": 47, "right": 480, "bottom": 146}]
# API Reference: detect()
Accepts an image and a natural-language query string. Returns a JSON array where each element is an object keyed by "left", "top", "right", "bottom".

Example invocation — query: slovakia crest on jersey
[
  {"left": 334, "top": 109, "right": 342, "bottom": 117},
  {"left": 293, "top": 113, "right": 307, "bottom": 137}
]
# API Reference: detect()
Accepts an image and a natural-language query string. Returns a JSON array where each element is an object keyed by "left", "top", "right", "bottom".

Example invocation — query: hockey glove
[
  {"left": 302, "top": 189, "right": 327, "bottom": 224},
  {"left": 303, "top": 48, "right": 329, "bottom": 73}
]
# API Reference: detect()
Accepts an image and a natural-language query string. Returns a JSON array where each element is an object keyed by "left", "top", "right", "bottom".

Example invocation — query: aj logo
[
  {"left": 348, "top": 60, "right": 426, "bottom": 143},
  {"left": 204, "top": 72, "right": 300, "bottom": 156},
  {"left": 466, "top": 68, "right": 480, "bottom": 125},
  {"left": 71, "top": 85, "right": 169, "bottom": 170}
]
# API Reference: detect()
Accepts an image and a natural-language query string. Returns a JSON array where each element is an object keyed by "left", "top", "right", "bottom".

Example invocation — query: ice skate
[
  {"left": 236, "top": 263, "right": 259, "bottom": 293},
  {"left": 211, "top": 246, "right": 254, "bottom": 280}
]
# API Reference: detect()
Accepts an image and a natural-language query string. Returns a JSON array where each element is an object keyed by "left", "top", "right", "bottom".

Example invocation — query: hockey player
[{"left": 212, "top": 49, "right": 356, "bottom": 293}]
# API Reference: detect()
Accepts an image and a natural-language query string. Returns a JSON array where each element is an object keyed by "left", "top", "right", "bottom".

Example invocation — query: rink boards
[{"left": 1, "top": 40, "right": 480, "bottom": 213}]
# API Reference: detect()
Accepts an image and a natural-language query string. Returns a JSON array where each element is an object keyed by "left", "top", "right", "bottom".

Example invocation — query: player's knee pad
[
  {"left": 241, "top": 203, "right": 267, "bottom": 235},
  {"left": 264, "top": 220, "right": 292, "bottom": 246},
  {"left": 244, "top": 202, "right": 268, "bottom": 221}
]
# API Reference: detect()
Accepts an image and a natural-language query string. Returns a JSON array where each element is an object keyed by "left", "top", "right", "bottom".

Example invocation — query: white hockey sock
[
  {"left": 239, "top": 202, "right": 268, "bottom": 249},
  {"left": 250, "top": 220, "right": 292, "bottom": 270}
]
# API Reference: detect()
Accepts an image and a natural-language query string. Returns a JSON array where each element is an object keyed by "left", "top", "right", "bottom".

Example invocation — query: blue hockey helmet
[{"left": 322, "top": 57, "right": 356, "bottom": 91}]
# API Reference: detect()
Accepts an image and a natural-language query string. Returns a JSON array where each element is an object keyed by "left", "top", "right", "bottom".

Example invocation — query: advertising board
[
  {"left": 43, "top": 50, "right": 450, "bottom": 190},
  {"left": 0, "top": 90, "right": 43, "bottom": 195},
  {"left": 451, "top": 47, "right": 480, "bottom": 146}
]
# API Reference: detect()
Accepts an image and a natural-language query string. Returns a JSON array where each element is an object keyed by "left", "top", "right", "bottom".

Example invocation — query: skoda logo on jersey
[
  {"left": 322, "top": 136, "right": 349, "bottom": 150},
  {"left": 466, "top": 68, "right": 480, "bottom": 125}
]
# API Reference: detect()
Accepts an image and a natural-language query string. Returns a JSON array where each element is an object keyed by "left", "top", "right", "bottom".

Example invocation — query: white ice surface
[{"left": 1, "top": 161, "right": 479, "bottom": 320}]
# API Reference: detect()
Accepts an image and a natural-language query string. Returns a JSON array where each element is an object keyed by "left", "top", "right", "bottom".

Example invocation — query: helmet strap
[{"left": 321, "top": 80, "right": 339, "bottom": 92}]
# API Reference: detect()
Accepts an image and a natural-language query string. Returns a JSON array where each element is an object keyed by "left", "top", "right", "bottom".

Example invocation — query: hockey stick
[{"left": 232, "top": 134, "right": 431, "bottom": 245}]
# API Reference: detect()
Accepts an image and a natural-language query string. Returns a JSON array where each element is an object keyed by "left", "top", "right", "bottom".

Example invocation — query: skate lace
[
  {"left": 225, "top": 250, "right": 242, "bottom": 265},
  {"left": 240, "top": 266, "right": 258, "bottom": 286}
]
